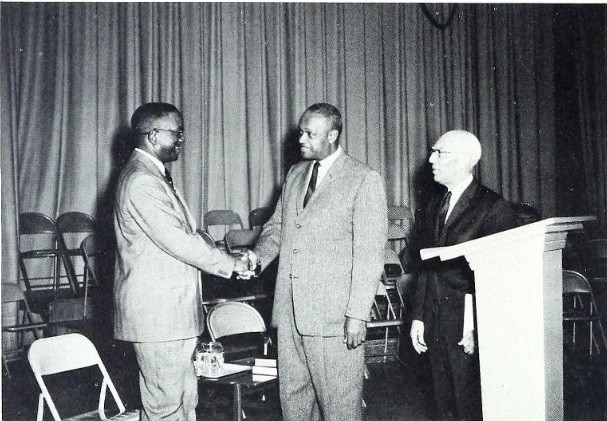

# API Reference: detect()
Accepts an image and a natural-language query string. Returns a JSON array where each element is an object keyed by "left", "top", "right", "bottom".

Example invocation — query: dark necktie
[
  {"left": 303, "top": 161, "right": 320, "bottom": 208},
  {"left": 436, "top": 190, "right": 452, "bottom": 238},
  {"left": 164, "top": 168, "right": 174, "bottom": 190}
]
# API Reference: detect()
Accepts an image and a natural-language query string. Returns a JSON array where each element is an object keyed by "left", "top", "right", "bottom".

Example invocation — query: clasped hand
[{"left": 233, "top": 250, "right": 259, "bottom": 280}]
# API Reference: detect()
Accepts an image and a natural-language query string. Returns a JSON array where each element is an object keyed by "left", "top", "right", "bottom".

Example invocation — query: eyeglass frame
[
  {"left": 429, "top": 148, "right": 457, "bottom": 158},
  {"left": 139, "top": 128, "right": 185, "bottom": 139}
]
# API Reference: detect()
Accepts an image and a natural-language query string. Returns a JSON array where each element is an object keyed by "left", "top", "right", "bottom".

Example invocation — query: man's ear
[
  {"left": 328, "top": 129, "right": 339, "bottom": 144},
  {"left": 147, "top": 129, "right": 157, "bottom": 145}
]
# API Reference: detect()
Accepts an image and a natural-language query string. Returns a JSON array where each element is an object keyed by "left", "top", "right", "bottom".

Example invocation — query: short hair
[
  {"left": 303, "top": 103, "right": 343, "bottom": 138},
  {"left": 131, "top": 102, "right": 181, "bottom": 133},
  {"left": 440, "top": 130, "right": 482, "bottom": 167}
]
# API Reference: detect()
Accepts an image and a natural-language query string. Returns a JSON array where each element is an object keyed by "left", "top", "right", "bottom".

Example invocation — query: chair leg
[{"left": 2, "top": 355, "right": 12, "bottom": 380}]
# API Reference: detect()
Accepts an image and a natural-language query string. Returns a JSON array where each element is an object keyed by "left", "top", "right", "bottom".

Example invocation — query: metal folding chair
[
  {"left": 28, "top": 333, "right": 139, "bottom": 421},
  {"left": 2, "top": 283, "right": 48, "bottom": 379},
  {"left": 203, "top": 210, "right": 244, "bottom": 249}
]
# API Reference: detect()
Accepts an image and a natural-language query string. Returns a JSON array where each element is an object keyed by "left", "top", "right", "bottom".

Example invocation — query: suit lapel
[
  {"left": 301, "top": 153, "right": 348, "bottom": 211},
  {"left": 132, "top": 150, "right": 195, "bottom": 232},
  {"left": 442, "top": 180, "right": 479, "bottom": 234}
]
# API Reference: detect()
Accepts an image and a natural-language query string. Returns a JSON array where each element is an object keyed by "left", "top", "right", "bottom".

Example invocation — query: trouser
[
  {"left": 277, "top": 305, "right": 365, "bottom": 421},
  {"left": 428, "top": 330, "right": 482, "bottom": 420},
  {"left": 133, "top": 337, "right": 198, "bottom": 421}
]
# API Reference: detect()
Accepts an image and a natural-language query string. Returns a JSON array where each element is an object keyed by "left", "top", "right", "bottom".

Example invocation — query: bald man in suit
[
  {"left": 249, "top": 103, "right": 387, "bottom": 421},
  {"left": 409, "top": 130, "right": 517, "bottom": 420},
  {"left": 114, "top": 102, "right": 248, "bottom": 420}
]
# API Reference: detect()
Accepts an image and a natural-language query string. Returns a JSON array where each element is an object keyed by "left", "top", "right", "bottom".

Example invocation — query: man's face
[
  {"left": 149, "top": 112, "right": 184, "bottom": 163},
  {"left": 428, "top": 134, "right": 470, "bottom": 187},
  {"left": 298, "top": 113, "right": 337, "bottom": 161}
]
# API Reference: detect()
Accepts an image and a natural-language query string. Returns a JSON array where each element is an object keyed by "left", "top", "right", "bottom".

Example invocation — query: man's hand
[
  {"left": 458, "top": 329, "right": 475, "bottom": 355},
  {"left": 410, "top": 319, "right": 428, "bottom": 354},
  {"left": 343, "top": 317, "right": 367, "bottom": 350}
]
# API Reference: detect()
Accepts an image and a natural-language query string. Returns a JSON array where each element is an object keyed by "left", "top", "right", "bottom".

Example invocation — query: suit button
[
  {"left": 293, "top": 249, "right": 298, "bottom": 254},
  {"left": 296, "top": 223, "right": 302, "bottom": 229}
]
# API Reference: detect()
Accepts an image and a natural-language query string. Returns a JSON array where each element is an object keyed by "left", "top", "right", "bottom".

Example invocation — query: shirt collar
[
  {"left": 136, "top": 148, "right": 166, "bottom": 175},
  {"left": 314, "top": 146, "right": 342, "bottom": 187}
]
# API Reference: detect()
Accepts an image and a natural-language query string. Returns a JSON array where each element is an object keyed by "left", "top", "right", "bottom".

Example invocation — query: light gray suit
[
  {"left": 114, "top": 149, "right": 236, "bottom": 419},
  {"left": 254, "top": 151, "right": 387, "bottom": 421}
]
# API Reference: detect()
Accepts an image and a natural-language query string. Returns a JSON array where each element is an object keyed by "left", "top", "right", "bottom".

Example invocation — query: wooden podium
[{"left": 420, "top": 217, "right": 594, "bottom": 421}]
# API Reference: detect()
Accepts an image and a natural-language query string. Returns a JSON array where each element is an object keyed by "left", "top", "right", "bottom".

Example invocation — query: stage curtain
[{"left": 1, "top": 3, "right": 603, "bottom": 286}]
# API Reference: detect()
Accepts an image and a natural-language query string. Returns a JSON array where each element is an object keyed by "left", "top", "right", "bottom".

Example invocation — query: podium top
[{"left": 420, "top": 216, "right": 595, "bottom": 261}]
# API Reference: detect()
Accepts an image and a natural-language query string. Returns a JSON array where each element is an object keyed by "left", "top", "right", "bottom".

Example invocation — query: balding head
[
  {"left": 437, "top": 130, "right": 482, "bottom": 169},
  {"left": 429, "top": 130, "right": 482, "bottom": 189}
]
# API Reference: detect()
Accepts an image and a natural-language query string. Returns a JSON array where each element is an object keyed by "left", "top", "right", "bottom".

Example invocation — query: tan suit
[
  {"left": 254, "top": 152, "right": 387, "bottom": 420},
  {"left": 114, "top": 149, "right": 236, "bottom": 419}
]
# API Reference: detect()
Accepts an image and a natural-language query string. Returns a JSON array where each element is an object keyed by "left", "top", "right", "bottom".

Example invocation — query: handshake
[{"left": 233, "top": 250, "right": 261, "bottom": 280}]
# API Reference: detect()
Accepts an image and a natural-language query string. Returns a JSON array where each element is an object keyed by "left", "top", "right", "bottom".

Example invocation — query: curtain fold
[{"left": 2, "top": 3, "right": 605, "bottom": 286}]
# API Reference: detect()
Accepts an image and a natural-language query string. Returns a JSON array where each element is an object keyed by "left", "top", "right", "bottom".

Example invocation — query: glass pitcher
[{"left": 193, "top": 341, "right": 224, "bottom": 377}]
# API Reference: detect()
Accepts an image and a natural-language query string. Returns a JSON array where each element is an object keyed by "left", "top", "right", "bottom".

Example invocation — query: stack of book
[{"left": 251, "top": 358, "right": 277, "bottom": 382}]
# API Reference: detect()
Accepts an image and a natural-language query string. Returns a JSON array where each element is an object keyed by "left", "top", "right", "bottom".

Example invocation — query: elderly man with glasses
[
  {"left": 113, "top": 102, "right": 249, "bottom": 420},
  {"left": 409, "top": 130, "right": 516, "bottom": 420}
]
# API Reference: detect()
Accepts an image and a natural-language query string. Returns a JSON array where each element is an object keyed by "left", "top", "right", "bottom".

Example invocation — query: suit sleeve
[
  {"left": 346, "top": 170, "right": 388, "bottom": 321},
  {"left": 253, "top": 178, "right": 287, "bottom": 270},
  {"left": 124, "top": 173, "right": 237, "bottom": 278}
]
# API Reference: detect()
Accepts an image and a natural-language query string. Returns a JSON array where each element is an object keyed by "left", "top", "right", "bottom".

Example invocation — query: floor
[{"left": 2, "top": 332, "right": 606, "bottom": 420}]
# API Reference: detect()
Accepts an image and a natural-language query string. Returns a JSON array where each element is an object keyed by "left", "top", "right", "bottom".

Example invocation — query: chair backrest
[
  {"left": 225, "top": 229, "right": 258, "bottom": 254},
  {"left": 28, "top": 333, "right": 127, "bottom": 421},
  {"left": 249, "top": 207, "right": 272, "bottom": 230},
  {"left": 206, "top": 301, "right": 266, "bottom": 341},
  {"left": 587, "top": 238, "right": 607, "bottom": 279},
  {"left": 511, "top": 202, "right": 541, "bottom": 226},
  {"left": 18, "top": 213, "right": 65, "bottom": 295},
  {"left": 81, "top": 233, "right": 113, "bottom": 285},
  {"left": 19, "top": 213, "right": 57, "bottom": 235},
  {"left": 56, "top": 212, "right": 96, "bottom": 234},
  {"left": 203, "top": 210, "right": 244, "bottom": 241},
  {"left": 387, "top": 205, "right": 414, "bottom": 245},
  {"left": 56, "top": 212, "right": 96, "bottom": 292},
  {"left": 563, "top": 270, "right": 592, "bottom": 295}
]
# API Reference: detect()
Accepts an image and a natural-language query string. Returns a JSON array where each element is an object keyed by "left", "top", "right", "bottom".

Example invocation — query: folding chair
[
  {"left": 205, "top": 302, "right": 276, "bottom": 418},
  {"left": 387, "top": 205, "right": 414, "bottom": 254},
  {"left": 203, "top": 210, "right": 244, "bottom": 249},
  {"left": 28, "top": 333, "right": 139, "bottom": 421},
  {"left": 18, "top": 213, "right": 76, "bottom": 319},
  {"left": 563, "top": 270, "right": 607, "bottom": 357},
  {"left": 225, "top": 229, "right": 259, "bottom": 255},
  {"left": 368, "top": 282, "right": 405, "bottom": 363},
  {"left": 207, "top": 301, "right": 271, "bottom": 357},
  {"left": 249, "top": 207, "right": 272, "bottom": 236},
  {"left": 2, "top": 283, "right": 48, "bottom": 378},
  {"left": 56, "top": 212, "right": 96, "bottom": 293}
]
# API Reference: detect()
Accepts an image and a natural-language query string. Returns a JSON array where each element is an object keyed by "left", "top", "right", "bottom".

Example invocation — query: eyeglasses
[
  {"left": 430, "top": 148, "right": 456, "bottom": 158},
  {"left": 140, "top": 128, "right": 184, "bottom": 139}
]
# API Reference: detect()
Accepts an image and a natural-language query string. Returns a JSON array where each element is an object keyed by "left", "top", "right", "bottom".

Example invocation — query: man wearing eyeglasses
[
  {"left": 114, "top": 102, "right": 249, "bottom": 420},
  {"left": 409, "top": 130, "right": 516, "bottom": 420}
]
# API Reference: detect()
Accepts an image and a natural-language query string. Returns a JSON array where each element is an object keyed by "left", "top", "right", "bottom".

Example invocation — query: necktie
[
  {"left": 164, "top": 168, "right": 174, "bottom": 190},
  {"left": 436, "top": 190, "right": 452, "bottom": 238},
  {"left": 303, "top": 161, "right": 320, "bottom": 208}
]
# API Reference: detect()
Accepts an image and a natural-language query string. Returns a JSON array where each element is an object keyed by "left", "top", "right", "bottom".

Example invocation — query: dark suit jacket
[{"left": 411, "top": 179, "right": 516, "bottom": 343}]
